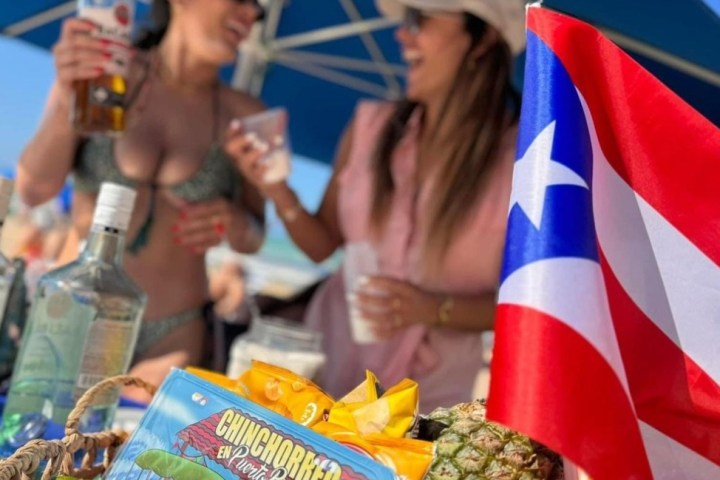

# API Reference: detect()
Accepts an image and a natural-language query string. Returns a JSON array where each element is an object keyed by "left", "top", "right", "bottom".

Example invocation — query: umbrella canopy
[
  {"left": 233, "top": 0, "right": 403, "bottom": 163},
  {"left": 242, "top": 0, "right": 720, "bottom": 162},
  {"left": 2, "top": 0, "right": 719, "bottom": 164}
]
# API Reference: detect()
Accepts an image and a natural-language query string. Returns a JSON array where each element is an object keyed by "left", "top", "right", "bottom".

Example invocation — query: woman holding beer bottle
[{"left": 15, "top": 0, "right": 267, "bottom": 400}]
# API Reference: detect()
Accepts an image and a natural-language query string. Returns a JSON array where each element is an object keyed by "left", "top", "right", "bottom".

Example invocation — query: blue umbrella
[
  {"left": 2, "top": 0, "right": 718, "bottom": 164},
  {"left": 233, "top": 0, "right": 402, "bottom": 163}
]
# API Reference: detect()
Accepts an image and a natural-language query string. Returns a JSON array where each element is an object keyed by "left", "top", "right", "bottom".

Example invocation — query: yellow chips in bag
[
  {"left": 365, "top": 434, "right": 434, "bottom": 480},
  {"left": 338, "top": 370, "right": 381, "bottom": 404},
  {"left": 313, "top": 422, "right": 433, "bottom": 480},
  {"left": 238, "top": 360, "right": 334, "bottom": 427},
  {"left": 187, "top": 363, "right": 333, "bottom": 427},
  {"left": 328, "top": 378, "right": 418, "bottom": 438},
  {"left": 186, "top": 366, "right": 249, "bottom": 397}
]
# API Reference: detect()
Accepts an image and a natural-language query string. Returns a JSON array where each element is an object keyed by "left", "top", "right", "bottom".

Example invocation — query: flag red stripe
[
  {"left": 600, "top": 251, "right": 720, "bottom": 465},
  {"left": 527, "top": 9, "right": 720, "bottom": 267},
  {"left": 488, "top": 304, "right": 653, "bottom": 480}
]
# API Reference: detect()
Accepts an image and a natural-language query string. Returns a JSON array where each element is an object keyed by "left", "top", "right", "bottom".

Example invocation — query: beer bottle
[{"left": 72, "top": 0, "right": 136, "bottom": 137}]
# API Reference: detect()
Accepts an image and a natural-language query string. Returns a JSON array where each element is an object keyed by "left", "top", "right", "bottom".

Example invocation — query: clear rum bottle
[
  {"left": 0, "top": 178, "right": 29, "bottom": 383},
  {"left": 1, "top": 183, "right": 146, "bottom": 452}
]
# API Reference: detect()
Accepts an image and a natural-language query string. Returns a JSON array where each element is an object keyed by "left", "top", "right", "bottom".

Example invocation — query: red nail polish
[
  {"left": 171, "top": 224, "right": 180, "bottom": 233},
  {"left": 215, "top": 223, "right": 226, "bottom": 236},
  {"left": 173, "top": 238, "right": 182, "bottom": 245}
]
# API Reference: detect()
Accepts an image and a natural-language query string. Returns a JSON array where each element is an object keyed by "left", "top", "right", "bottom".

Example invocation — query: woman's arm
[
  {"left": 353, "top": 277, "right": 498, "bottom": 338},
  {"left": 17, "top": 19, "right": 107, "bottom": 206},
  {"left": 225, "top": 178, "right": 265, "bottom": 254},
  {"left": 16, "top": 83, "right": 81, "bottom": 206},
  {"left": 228, "top": 122, "right": 354, "bottom": 263}
]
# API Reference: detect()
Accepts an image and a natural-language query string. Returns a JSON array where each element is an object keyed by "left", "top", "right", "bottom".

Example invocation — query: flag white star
[{"left": 509, "top": 121, "right": 589, "bottom": 229}]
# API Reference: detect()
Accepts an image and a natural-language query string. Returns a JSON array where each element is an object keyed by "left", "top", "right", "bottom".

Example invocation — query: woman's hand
[
  {"left": 53, "top": 18, "right": 113, "bottom": 100},
  {"left": 209, "top": 262, "right": 246, "bottom": 320},
  {"left": 170, "top": 197, "right": 234, "bottom": 255},
  {"left": 224, "top": 120, "right": 286, "bottom": 198},
  {"left": 351, "top": 277, "right": 441, "bottom": 339}
]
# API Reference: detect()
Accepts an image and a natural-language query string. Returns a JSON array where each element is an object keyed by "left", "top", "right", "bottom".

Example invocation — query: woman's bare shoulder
[{"left": 220, "top": 85, "right": 266, "bottom": 118}]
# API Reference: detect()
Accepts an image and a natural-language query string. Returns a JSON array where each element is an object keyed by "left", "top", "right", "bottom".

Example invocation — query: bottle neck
[
  {"left": 81, "top": 224, "right": 126, "bottom": 265},
  {"left": 0, "top": 219, "right": 9, "bottom": 265}
]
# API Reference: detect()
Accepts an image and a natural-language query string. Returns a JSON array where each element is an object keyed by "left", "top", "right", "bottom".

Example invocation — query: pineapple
[{"left": 419, "top": 400, "right": 564, "bottom": 480}]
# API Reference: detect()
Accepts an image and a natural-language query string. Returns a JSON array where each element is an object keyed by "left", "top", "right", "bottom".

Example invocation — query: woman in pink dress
[{"left": 230, "top": 0, "right": 525, "bottom": 412}]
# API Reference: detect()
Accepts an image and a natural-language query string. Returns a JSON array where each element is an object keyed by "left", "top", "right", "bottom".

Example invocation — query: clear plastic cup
[
  {"left": 241, "top": 108, "right": 291, "bottom": 184},
  {"left": 343, "top": 242, "right": 382, "bottom": 344}
]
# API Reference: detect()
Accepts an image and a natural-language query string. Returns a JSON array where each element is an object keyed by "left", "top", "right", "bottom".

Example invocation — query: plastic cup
[
  {"left": 240, "top": 108, "right": 291, "bottom": 184},
  {"left": 343, "top": 242, "right": 382, "bottom": 344}
]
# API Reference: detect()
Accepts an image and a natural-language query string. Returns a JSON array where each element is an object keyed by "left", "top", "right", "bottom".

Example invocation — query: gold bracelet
[
  {"left": 277, "top": 200, "right": 302, "bottom": 223},
  {"left": 436, "top": 296, "right": 454, "bottom": 327}
]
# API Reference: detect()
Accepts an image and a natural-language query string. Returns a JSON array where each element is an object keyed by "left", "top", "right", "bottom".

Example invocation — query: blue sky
[
  {"left": 705, "top": 0, "right": 720, "bottom": 14},
  {"left": 0, "top": 39, "right": 55, "bottom": 175}
]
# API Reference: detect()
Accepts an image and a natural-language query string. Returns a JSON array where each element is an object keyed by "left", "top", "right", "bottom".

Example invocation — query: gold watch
[{"left": 437, "top": 296, "right": 454, "bottom": 327}]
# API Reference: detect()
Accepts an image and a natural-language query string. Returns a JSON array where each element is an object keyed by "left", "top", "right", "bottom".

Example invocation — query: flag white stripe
[
  {"left": 581, "top": 92, "right": 720, "bottom": 384},
  {"left": 640, "top": 422, "right": 720, "bottom": 479},
  {"left": 498, "top": 257, "right": 630, "bottom": 395}
]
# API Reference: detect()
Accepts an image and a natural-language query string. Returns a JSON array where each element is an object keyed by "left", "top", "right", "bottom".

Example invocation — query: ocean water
[
  {"left": 260, "top": 155, "right": 341, "bottom": 270},
  {"left": 208, "top": 156, "right": 342, "bottom": 299}
]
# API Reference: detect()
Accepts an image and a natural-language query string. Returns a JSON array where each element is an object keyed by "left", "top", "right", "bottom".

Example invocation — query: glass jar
[{"left": 226, "top": 316, "right": 326, "bottom": 381}]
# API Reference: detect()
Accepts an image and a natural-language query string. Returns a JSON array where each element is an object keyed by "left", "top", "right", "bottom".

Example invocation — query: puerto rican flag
[{"left": 487, "top": 6, "right": 720, "bottom": 480}]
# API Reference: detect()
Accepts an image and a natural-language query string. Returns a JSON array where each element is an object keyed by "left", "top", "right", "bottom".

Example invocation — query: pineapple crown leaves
[{"left": 420, "top": 400, "right": 564, "bottom": 480}]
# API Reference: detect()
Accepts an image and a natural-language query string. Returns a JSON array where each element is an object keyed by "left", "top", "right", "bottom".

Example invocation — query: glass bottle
[
  {"left": 72, "top": 0, "right": 136, "bottom": 136},
  {"left": 0, "top": 183, "right": 146, "bottom": 453},
  {"left": 0, "top": 178, "right": 25, "bottom": 380},
  {"left": 226, "top": 316, "right": 326, "bottom": 380}
]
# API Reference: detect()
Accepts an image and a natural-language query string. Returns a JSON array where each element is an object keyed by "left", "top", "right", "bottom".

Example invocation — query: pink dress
[{"left": 305, "top": 101, "right": 517, "bottom": 412}]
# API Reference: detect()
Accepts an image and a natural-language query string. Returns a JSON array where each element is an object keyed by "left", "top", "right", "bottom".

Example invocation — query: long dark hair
[
  {"left": 370, "top": 13, "right": 520, "bottom": 270},
  {"left": 134, "top": 0, "right": 170, "bottom": 50}
]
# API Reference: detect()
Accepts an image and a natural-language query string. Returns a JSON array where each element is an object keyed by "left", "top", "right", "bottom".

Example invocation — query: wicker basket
[{"left": 0, "top": 375, "right": 156, "bottom": 480}]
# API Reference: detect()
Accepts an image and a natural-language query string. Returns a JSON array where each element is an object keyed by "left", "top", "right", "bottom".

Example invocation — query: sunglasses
[
  {"left": 403, "top": 7, "right": 462, "bottom": 34},
  {"left": 233, "top": 0, "right": 266, "bottom": 21},
  {"left": 403, "top": 7, "right": 426, "bottom": 35}
]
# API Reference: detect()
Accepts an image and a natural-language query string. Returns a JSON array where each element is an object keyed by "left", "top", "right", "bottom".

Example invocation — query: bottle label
[
  {"left": 88, "top": 84, "right": 125, "bottom": 109},
  {"left": 46, "top": 291, "right": 73, "bottom": 319},
  {"left": 0, "top": 276, "right": 12, "bottom": 331},
  {"left": 75, "top": 316, "right": 138, "bottom": 404},
  {"left": 79, "top": 0, "right": 134, "bottom": 77},
  {"left": 11, "top": 293, "right": 93, "bottom": 384}
]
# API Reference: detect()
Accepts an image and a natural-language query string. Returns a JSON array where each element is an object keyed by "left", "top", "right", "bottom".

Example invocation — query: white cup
[
  {"left": 343, "top": 242, "right": 382, "bottom": 344},
  {"left": 241, "top": 108, "right": 291, "bottom": 184}
]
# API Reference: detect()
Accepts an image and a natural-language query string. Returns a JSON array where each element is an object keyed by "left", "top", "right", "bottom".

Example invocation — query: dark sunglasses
[
  {"left": 233, "top": 0, "right": 266, "bottom": 21},
  {"left": 403, "top": 7, "right": 427, "bottom": 35},
  {"left": 403, "top": 7, "right": 462, "bottom": 34}
]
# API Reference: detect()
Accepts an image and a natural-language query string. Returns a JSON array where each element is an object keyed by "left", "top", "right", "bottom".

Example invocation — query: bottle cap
[
  {"left": 92, "top": 182, "right": 136, "bottom": 231},
  {"left": 0, "top": 178, "right": 15, "bottom": 222}
]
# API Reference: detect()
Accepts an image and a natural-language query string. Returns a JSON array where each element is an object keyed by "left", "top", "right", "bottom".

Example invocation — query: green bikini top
[
  {"left": 72, "top": 83, "right": 242, "bottom": 253},
  {"left": 73, "top": 137, "right": 241, "bottom": 203}
]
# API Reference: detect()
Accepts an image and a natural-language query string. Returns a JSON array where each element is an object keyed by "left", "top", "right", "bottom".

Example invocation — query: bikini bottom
[{"left": 134, "top": 303, "right": 212, "bottom": 356}]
